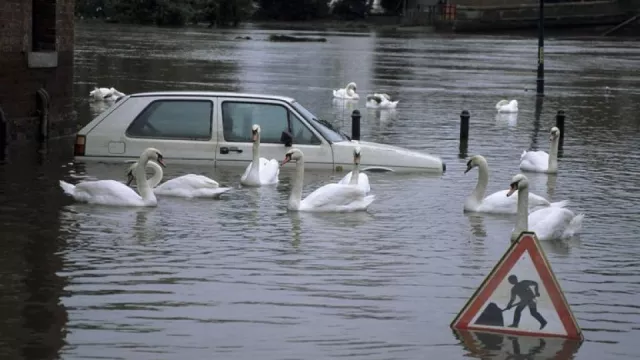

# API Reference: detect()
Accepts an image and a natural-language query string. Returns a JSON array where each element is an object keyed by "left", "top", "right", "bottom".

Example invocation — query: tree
[
  {"left": 379, "top": 0, "right": 402, "bottom": 15},
  {"left": 331, "top": 0, "right": 372, "bottom": 19}
]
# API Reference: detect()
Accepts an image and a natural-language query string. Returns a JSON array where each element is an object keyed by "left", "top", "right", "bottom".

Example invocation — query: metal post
[
  {"left": 536, "top": 0, "right": 545, "bottom": 96},
  {"left": 351, "top": 110, "right": 361, "bottom": 141}
]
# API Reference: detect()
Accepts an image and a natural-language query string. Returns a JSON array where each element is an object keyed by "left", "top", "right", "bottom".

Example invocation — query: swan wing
[
  {"left": 338, "top": 171, "right": 353, "bottom": 185},
  {"left": 156, "top": 174, "right": 220, "bottom": 193},
  {"left": 72, "top": 180, "right": 144, "bottom": 206},
  {"left": 301, "top": 183, "right": 369, "bottom": 210},
  {"left": 476, "top": 190, "right": 550, "bottom": 214},
  {"left": 358, "top": 173, "right": 371, "bottom": 194},
  {"left": 333, "top": 88, "right": 346, "bottom": 98},
  {"left": 519, "top": 150, "right": 549, "bottom": 171},
  {"left": 496, "top": 99, "right": 509, "bottom": 110},
  {"left": 529, "top": 207, "right": 576, "bottom": 241},
  {"left": 258, "top": 158, "right": 280, "bottom": 184},
  {"left": 337, "top": 172, "right": 371, "bottom": 194},
  {"left": 366, "top": 94, "right": 382, "bottom": 103}
]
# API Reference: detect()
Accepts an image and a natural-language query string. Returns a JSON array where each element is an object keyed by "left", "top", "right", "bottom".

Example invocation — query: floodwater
[{"left": 1, "top": 21, "right": 640, "bottom": 360}]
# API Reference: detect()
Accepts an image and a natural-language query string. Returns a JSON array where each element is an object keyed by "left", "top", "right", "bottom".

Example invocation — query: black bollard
[
  {"left": 458, "top": 110, "right": 470, "bottom": 158},
  {"left": 351, "top": 109, "right": 361, "bottom": 141},
  {"left": 460, "top": 110, "right": 470, "bottom": 142},
  {"left": 555, "top": 110, "right": 565, "bottom": 146}
]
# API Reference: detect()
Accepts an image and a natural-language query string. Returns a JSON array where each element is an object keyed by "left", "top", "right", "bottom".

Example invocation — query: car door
[
  {"left": 123, "top": 96, "right": 218, "bottom": 164},
  {"left": 215, "top": 98, "right": 333, "bottom": 170}
]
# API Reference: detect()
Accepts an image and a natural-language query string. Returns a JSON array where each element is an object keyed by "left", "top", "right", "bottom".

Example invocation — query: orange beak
[{"left": 506, "top": 184, "right": 517, "bottom": 197}]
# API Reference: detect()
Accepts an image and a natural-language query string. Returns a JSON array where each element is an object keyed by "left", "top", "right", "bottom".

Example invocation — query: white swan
[
  {"left": 59, "top": 148, "right": 163, "bottom": 207},
  {"left": 365, "top": 93, "right": 398, "bottom": 109},
  {"left": 89, "top": 86, "right": 126, "bottom": 101},
  {"left": 337, "top": 146, "right": 371, "bottom": 194},
  {"left": 281, "top": 148, "right": 375, "bottom": 212},
  {"left": 240, "top": 124, "right": 280, "bottom": 186},
  {"left": 495, "top": 99, "right": 518, "bottom": 113},
  {"left": 507, "top": 173, "right": 584, "bottom": 241},
  {"left": 519, "top": 127, "right": 560, "bottom": 174},
  {"left": 464, "top": 155, "right": 567, "bottom": 214},
  {"left": 125, "top": 161, "right": 232, "bottom": 198},
  {"left": 332, "top": 82, "right": 360, "bottom": 100}
]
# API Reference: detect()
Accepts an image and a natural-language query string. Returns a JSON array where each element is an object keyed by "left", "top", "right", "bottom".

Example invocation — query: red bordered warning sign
[{"left": 451, "top": 231, "right": 583, "bottom": 341}]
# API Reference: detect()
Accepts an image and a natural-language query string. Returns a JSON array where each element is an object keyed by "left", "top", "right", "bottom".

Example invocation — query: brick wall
[{"left": 0, "top": 0, "right": 76, "bottom": 143}]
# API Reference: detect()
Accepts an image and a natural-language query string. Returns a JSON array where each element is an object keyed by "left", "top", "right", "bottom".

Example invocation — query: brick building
[{"left": 0, "top": 0, "right": 75, "bottom": 146}]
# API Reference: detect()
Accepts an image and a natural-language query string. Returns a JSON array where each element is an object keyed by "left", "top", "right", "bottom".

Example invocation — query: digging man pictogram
[{"left": 503, "top": 275, "right": 547, "bottom": 330}]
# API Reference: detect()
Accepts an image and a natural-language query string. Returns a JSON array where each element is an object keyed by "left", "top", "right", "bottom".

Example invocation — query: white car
[{"left": 73, "top": 91, "right": 446, "bottom": 173}]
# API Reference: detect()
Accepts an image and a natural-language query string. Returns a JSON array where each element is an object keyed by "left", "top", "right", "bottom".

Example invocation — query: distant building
[{"left": 0, "top": 0, "right": 75, "bottom": 145}]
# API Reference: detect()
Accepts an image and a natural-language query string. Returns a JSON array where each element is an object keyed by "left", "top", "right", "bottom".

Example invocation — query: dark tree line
[{"left": 75, "top": 0, "right": 399, "bottom": 26}]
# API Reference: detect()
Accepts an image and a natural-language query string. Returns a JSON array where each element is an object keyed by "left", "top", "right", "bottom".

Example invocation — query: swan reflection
[
  {"left": 465, "top": 213, "right": 487, "bottom": 238},
  {"left": 495, "top": 112, "right": 518, "bottom": 126},
  {"left": 370, "top": 108, "right": 398, "bottom": 125}
]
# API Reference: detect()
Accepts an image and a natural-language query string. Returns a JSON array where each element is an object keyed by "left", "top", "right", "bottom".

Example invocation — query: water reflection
[
  {"left": 454, "top": 330, "right": 583, "bottom": 360},
  {"left": 331, "top": 98, "right": 360, "bottom": 128},
  {"left": 465, "top": 213, "right": 488, "bottom": 238},
  {"left": 495, "top": 112, "right": 518, "bottom": 127}
]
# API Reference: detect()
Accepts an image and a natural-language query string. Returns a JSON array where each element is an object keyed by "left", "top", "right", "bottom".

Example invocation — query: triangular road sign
[{"left": 451, "top": 231, "right": 583, "bottom": 341}]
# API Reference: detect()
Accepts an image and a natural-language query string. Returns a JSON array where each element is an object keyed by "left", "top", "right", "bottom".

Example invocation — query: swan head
[
  {"left": 506, "top": 173, "right": 529, "bottom": 197},
  {"left": 464, "top": 155, "right": 487, "bottom": 174},
  {"left": 353, "top": 146, "right": 361, "bottom": 165},
  {"left": 143, "top": 147, "right": 166, "bottom": 168},
  {"left": 251, "top": 124, "right": 261, "bottom": 142},
  {"left": 549, "top": 127, "right": 560, "bottom": 141},
  {"left": 281, "top": 148, "right": 304, "bottom": 166},
  {"left": 346, "top": 82, "right": 357, "bottom": 93}
]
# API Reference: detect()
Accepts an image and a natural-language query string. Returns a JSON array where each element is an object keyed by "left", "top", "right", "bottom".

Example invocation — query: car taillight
[{"left": 74, "top": 135, "right": 86, "bottom": 156}]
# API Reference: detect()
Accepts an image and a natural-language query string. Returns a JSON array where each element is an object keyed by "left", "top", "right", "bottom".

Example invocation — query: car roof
[{"left": 129, "top": 91, "right": 296, "bottom": 103}]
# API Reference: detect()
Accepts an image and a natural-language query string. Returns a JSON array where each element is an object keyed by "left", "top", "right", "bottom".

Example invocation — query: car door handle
[{"left": 220, "top": 146, "right": 243, "bottom": 154}]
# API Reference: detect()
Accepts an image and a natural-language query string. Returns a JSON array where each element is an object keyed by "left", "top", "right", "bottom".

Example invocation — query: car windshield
[{"left": 291, "top": 101, "right": 349, "bottom": 143}]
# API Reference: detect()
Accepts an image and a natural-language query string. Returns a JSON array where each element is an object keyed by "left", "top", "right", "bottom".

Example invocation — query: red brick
[{"left": 0, "top": 0, "right": 75, "bottom": 143}]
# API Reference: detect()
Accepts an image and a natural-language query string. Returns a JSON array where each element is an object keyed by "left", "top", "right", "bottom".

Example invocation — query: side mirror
[{"left": 280, "top": 130, "right": 293, "bottom": 147}]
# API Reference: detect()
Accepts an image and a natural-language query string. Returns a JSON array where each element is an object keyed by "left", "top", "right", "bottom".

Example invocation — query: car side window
[
  {"left": 126, "top": 100, "right": 212, "bottom": 140},
  {"left": 221, "top": 101, "right": 320, "bottom": 145},
  {"left": 290, "top": 112, "right": 321, "bottom": 145}
]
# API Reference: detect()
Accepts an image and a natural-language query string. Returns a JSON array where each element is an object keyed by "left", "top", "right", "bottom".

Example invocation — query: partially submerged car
[{"left": 73, "top": 91, "right": 446, "bottom": 173}]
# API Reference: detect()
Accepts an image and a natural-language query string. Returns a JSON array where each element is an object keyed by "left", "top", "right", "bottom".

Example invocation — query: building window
[
  {"left": 32, "top": 0, "right": 57, "bottom": 51},
  {"left": 126, "top": 100, "right": 214, "bottom": 140}
]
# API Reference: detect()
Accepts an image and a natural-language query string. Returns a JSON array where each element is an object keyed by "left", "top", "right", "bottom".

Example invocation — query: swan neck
[
  {"left": 288, "top": 158, "right": 304, "bottom": 210},
  {"left": 248, "top": 137, "right": 260, "bottom": 180},
  {"left": 148, "top": 162, "right": 163, "bottom": 188},
  {"left": 349, "top": 161, "right": 360, "bottom": 185},
  {"left": 515, "top": 186, "right": 529, "bottom": 236},
  {"left": 548, "top": 137, "right": 559, "bottom": 171},
  {"left": 135, "top": 154, "right": 156, "bottom": 203},
  {"left": 473, "top": 160, "right": 489, "bottom": 201}
]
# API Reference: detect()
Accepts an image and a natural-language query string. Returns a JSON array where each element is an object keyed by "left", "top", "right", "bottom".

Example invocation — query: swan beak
[
  {"left": 252, "top": 132, "right": 258, "bottom": 142},
  {"left": 281, "top": 154, "right": 291, "bottom": 166},
  {"left": 157, "top": 158, "right": 166, "bottom": 168},
  {"left": 464, "top": 165, "right": 472, "bottom": 174},
  {"left": 506, "top": 183, "right": 517, "bottom": 197}
]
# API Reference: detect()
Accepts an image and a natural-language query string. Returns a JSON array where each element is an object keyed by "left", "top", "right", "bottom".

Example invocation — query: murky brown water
[{"left": 1, "top": 21, "right": 640, "bottom": 359}]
